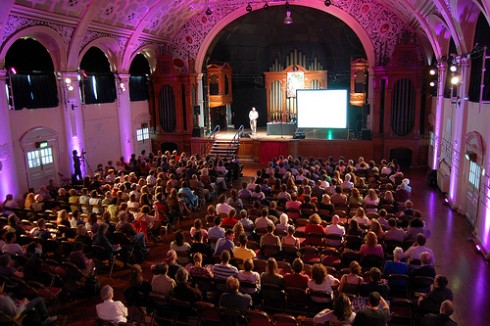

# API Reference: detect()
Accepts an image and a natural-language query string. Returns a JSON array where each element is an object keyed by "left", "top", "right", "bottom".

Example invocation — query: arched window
[
  {"left": 80, "top": 47, "right": 116, "bottom": 104},
  {"left": 5, "top": 38, "right": 58, "bottom": 110},
  {"left": 129, "top": 53, "right": 151, "bottom": 102}
]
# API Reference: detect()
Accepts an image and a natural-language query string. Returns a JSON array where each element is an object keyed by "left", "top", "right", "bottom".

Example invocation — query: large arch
[
  {"left": 79, "top": 37, "right": 122, "bottom": 73},
  {"left": 0, "top": 25, "right": 67, "bottom": 70},
  {"left": 194, "top": 4, "right": 376, "bottom": 73}
]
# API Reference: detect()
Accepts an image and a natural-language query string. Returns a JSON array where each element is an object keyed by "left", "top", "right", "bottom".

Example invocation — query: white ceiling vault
[{"left": 0, "top": 0, "right": 487, "bottom": 72}]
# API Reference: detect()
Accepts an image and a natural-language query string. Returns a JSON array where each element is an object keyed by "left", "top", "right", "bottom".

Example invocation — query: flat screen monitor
[{"left": 296, "top": 89, "right": 347, "bottom": 129}]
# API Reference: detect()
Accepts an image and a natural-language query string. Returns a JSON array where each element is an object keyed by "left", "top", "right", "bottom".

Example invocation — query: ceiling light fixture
[
  {"left": 205, "top": 7, "right": 212, "bottom": 15},
  {"left": 284, "top": 2, "right": 293, "bottom": 25},
  {"left": 324, "top": 0, "right": 331, "bottom": 6},
  {"left": 246, "top": 3, "right": 252, "bottom": 12}
]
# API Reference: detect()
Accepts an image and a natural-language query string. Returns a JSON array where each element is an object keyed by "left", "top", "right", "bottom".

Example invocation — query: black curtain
[
  {"left": 10, "top": 73, "right": 58, "bottom": 110},
  {"left": 81, "top": 73, "right": 116, "bottom": 104},
  {"left": 468, "top": 13, "right": 490, "bottom": 102},
  {"left": 129, "top": 75, "right": 148, "bottom": 101}
]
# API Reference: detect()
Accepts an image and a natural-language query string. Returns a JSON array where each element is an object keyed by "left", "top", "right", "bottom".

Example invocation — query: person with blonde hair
[
  {"left": 305, "top": 213, "right": 325, "bottom": 235},
  {"left": 359, "top": 231, "right": 384, "bottom": 258},
  {"left": 353, "top": 207, "right": 369, "bottom": 226}
]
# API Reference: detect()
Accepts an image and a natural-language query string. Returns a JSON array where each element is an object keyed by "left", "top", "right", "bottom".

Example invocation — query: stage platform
[{"left": 195, "top": 127, "right": 376, "bottom": 165}]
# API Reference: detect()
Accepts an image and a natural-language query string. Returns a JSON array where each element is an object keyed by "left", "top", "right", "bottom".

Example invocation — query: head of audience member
[
  {"left": 415, "top": 233, "right": 427, "bottom": 246},
  {"left": 153, "top": 262, "right": 169, "bottom": 275},
  {"left": 309, "top": 213, "right": 322, "bottom": 225},
  {"left": 367, "top": 291, "right": 382, "bottom": 308},
  {"left": 287, "top": 225, "right": 296, "bottom": 236},
  {"left": 239, "top": 234, "right": 248, "bottom": 248},
  {"left": 175, "top": 267, "right": 189, "bottom": 285},
  {"left": 265, "top": 257, "right": 279, "bottom": 275},
  {"left": 420, "top": 251, "right": 432, "bottom": 266},
  {"left": 243, "top": 258, "right": 254, "bottom": 272},
  {"left": 193, "top": 252, "right": 204, "bottom": 267},
  {"left": 331, "top": 214, "right": 340, "bottom": 225},
  {"left": 369, "top": 267, "right": 382, "bottom": 283},
  {"left": 378, "top": 209, "right": 388, "bottom": 219},
  {"left": 226, "top": 276, "right": 240, "bottom": 293},
  {"left": 261, "top": 207, "right": 269, "bottom": 218},
  {"left": 175, "top": 230, "right": 185, "bottom": 246},
  {"left": 349, "top": 261, "right": 362, "bottom": 276},
  {"left": 332, "top": 293, "right": 352, "bottom": 321},
  {"left": 292, "top": 258, "right": 304, "bottom": 274},
  {"left": 194, "top": 230, "right": 204, "bottom": 243},
  {"left": 166, "top": 250, "right": 177, "bottom": 265},
  {"left": 393, "top": 247, "right": 405, "bottom": 262},
  {"left": 365, "top": 231, "right": 378, "bottom": 248},
  {"left": 225, "top": 229, "right": 235, "bottom": 241},
  {"left": 439, "top": 300, "right": 454, "bottom": 317},
  {"left": 100, "top": 285, "right": 114, "bottom": 301},
  {"left": 279, "top": 213, "right": 289, "bottom": 226},
  {"left": 311, "top": 263, "right": 327, "bottom": 285},
  {"left": 213, "top": 216, "right": 222, "bottom": 227},
  {"left": 129, "top": 264, "right": 144, "bottom": 287},
  {"left": 220, "top": 250, "right": 231, "bottom": 264},
  {"left": 239, "top": 209, "right": 248, "bottom": 220},
  {"left": 434, "top": 275, "right": 449, "bottom": 289}
]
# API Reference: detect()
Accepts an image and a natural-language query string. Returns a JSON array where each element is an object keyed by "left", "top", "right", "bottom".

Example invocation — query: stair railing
[
  {"left": 226, "top": 125, "right": 244, "bottom": 156},
  {"left": 200, "top": 125, "right": 220, "bottom": 158}
]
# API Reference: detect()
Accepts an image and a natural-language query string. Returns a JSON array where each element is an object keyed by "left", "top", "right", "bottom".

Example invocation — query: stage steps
[{"left": 209, "top": 139, "right": 240, "bottom": 159}]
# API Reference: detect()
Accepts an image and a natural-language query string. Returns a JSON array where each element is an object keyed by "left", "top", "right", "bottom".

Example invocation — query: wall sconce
[
  {"left": 465, "top": 151, "right": 477, "bottom": 162},
  {"left": 284, "top": 2, "right": 293, "bottom": 24},
  {"left": 64, "top": 77, "right": 74, "bottom": 91}
]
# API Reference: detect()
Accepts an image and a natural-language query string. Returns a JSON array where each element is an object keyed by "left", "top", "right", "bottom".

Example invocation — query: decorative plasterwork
[
  {"left": 2, "top": 15, "right": 74, "bottom": 49},
  {"left": 169, "top": 0, "right": 411, "bottom": 67},
  {"left": 80, "top": 30, "right": 128, "bottom": 52}
]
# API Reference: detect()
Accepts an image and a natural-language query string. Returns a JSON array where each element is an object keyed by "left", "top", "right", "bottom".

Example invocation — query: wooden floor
[{"left": 59, "top": 164, "right": 489, "bottom": 326}]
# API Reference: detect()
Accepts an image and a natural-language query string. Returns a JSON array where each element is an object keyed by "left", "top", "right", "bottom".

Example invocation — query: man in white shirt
[
  {"left": 96, "top": 285, "right": 128, "bottom": 323},
  {"left": 325, "top": 215, "right": 345, "bottom": 236},
  {"left": 249, "top": 107, "right": 258, "bottom": 134},
  {"left": 404, "top": 233, "right": 435, "bottom": 265}
]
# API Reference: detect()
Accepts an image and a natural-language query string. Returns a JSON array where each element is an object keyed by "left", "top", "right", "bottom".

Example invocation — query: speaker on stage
[
  {"left": 193, "top": 105, "right": 200, "bottom": 115},
  {"left": 361, "top": 129, "right": 372, "bottom": 140}
]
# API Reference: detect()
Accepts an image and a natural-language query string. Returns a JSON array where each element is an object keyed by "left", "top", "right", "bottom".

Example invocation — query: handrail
[
  {"left": 200, "top": 125, "right": 220, "bottom": 158},
  {"left": 227, "top": 125, "right": 244, "bottom": 154}
]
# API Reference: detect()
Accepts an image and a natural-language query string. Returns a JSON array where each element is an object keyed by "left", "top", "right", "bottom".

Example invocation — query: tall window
[
  {"left": 468, "top": 161, "right": 481, "bottom": 190},
  {"left": 136, "top": 125, "right": 149, "bottom": 142},
  {"left": 27, "top": 147, "right": 54, "bottom": 168}
]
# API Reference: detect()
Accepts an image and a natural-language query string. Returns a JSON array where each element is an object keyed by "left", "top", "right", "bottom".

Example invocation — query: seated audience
[
  {"left": 412, "top": 251, "right": 437, "bottom": 279},
  {"left": 308, "top": 263, "right": 339, "bottom": 303},
  {"left": 276, "top": 213, "right": 290, "bottom": 232},
  {"left": 173, "top": 268, "right": 202, "bottom": 303},
  {"left": 219, "top": 276, "right": 252, "bottom": 311},
  {"left": 313, "top": 292, "right": 356, "bottom": 325},
  {"left": 214, "top": 229, "right": 235, "bottom": 257},
  {"left": 338, "top": 261, "right": 363, "bottom": 295},
  {"left": 418, "top": 275, "right": 454, "bottom": 315},
  {"left": 352, "top": 291, "right": 390, "bottom": 326},
  {"left": 383, "top": 246, "right": 409, "bottom": 276},
  {"left": 284, "top": 258, "right": 309, "bottom": 290},
  {"left": 151, "top": 262, "right": 176, "bottom": 297},
  {"left": 233, "top": 234, "right": 256, "bottom": 263},
  {"left": 188, "top": 252, "right": 213, "bottom": 278},
  {"left": 404, "top": 233, "right": 435, "bottom": 265},
  {"left": 96, "top": 285, "right": 128, "bottom": 323},
  {"left": 260, "top": 224, "right": 281, "bottom": 249},
  {"left": 421, "top": 300, "right": 457, "bottom": 326},
  {"left": 281, "top": 225, "right": 300, "bottom": 249},
  {"left": 325, "top": 214, "right": 345, "bottom": 236},
  {"left": 212, "top": 250, "right": 238, "bottom": 280},
  {"left": 305, "top": 213, "right": 325, "bottom": 235},
  {"left": 237, "top": 258, "right": 261, "bottom": 295},
  {"left": 0, "top": 279, "right": 57, "bottom": 325},
  {"left": 360, "top": 267, "right": 390, "bottom": 299},
  {"left": 359, "top": 231, "right": 384, "bottom": 258},
  {"left": 222, "top": 208, "right": 238, "bottom": 227},
  {"left": 384, "top": 218, "right": 406, "bottom": 243}
]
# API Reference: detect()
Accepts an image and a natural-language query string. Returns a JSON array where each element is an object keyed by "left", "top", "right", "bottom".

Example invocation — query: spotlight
[
  {"left": 246, "top": 3, "right": 252, "bottom": 12},
  {"left": 429, "top": 69, "right": 436, "bottom": 75},
  {"left": 205, "top": 7, "right": 212, "bottom": 15},
  {"left": 451, "top": 76, "right": 460, "bottom": 85},
  {"left": 9, "top": 67, "right": 16, "bottom": 74},
  {"left": 64, "top": 77, "right": 72, "bottom": 84},
  {"left": 450, "top": 65, "right": 457, "bottom": 72},
  {"left": 284, "top": 2, "right": 293, "bottom": 25},
  {"left": 429, "top": 81, "right": 435, "bottom": 87},
  {"left": 324, "top": 0, "right": 332, "bottom": 6}
]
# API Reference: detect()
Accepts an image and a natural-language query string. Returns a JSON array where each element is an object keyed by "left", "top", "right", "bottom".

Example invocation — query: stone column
[
  {"left": 115, "top": 73, "right": 133, "bottom": 159},
  {"left": 0, "top": 69, "right": 19, "bottom": 199}
]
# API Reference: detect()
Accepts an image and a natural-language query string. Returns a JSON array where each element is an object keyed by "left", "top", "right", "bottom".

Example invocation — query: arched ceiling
[{"left": 3, "top": 0, "right": 487, "bottom": 70}]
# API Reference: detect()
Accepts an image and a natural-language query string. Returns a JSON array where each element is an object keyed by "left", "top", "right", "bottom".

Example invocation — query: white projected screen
[{"left": 296, "top": 89, "right": 347, "bottom": 128}]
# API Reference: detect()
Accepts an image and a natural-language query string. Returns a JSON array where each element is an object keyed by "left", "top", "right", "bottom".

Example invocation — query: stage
[{"left": 195, "top": 127, "right": 376, "bottom": 165}]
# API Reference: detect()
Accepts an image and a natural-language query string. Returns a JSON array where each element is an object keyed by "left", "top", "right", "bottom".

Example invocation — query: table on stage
[{"left": 266, "top": 122, "right": 296, "bottom": 136}]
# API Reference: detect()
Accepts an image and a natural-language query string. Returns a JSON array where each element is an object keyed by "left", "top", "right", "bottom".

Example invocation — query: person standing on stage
[
  {"left": 72, "top": 150, "right": 82, "bottom": 182},
  {"left": 249, "top": 107, "right": 258, "bottom": 135}
]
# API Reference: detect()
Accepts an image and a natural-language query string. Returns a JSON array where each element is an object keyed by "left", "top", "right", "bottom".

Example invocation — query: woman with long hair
[
  {"left": 359, "top": 231, "right": 384, "bottom": 258},
  {"left": 308, "top": 264, "right": 339, "bottom": 303},
  {"left": 313, "top": 292, "right": 356, "bottom": 324}
]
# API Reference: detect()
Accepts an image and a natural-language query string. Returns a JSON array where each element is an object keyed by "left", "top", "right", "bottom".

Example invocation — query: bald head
[{"left": 331, "top": 214, "right": 340, "bottom": 224}]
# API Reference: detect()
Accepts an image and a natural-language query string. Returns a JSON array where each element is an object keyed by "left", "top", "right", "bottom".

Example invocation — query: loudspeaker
[
  {"left": 193, "top": 105, "right": 200, "bottom": 115},
  {"left": 192, "top": 127, "right": 204, "bottom": 137},
  {"left": 361, "top": 129, "right": 372, "bottom": 140}
]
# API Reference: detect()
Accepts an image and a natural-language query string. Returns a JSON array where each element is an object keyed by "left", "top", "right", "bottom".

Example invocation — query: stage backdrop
[{"left": 259, "top": 141, "right": 289, "bottom": 165}]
